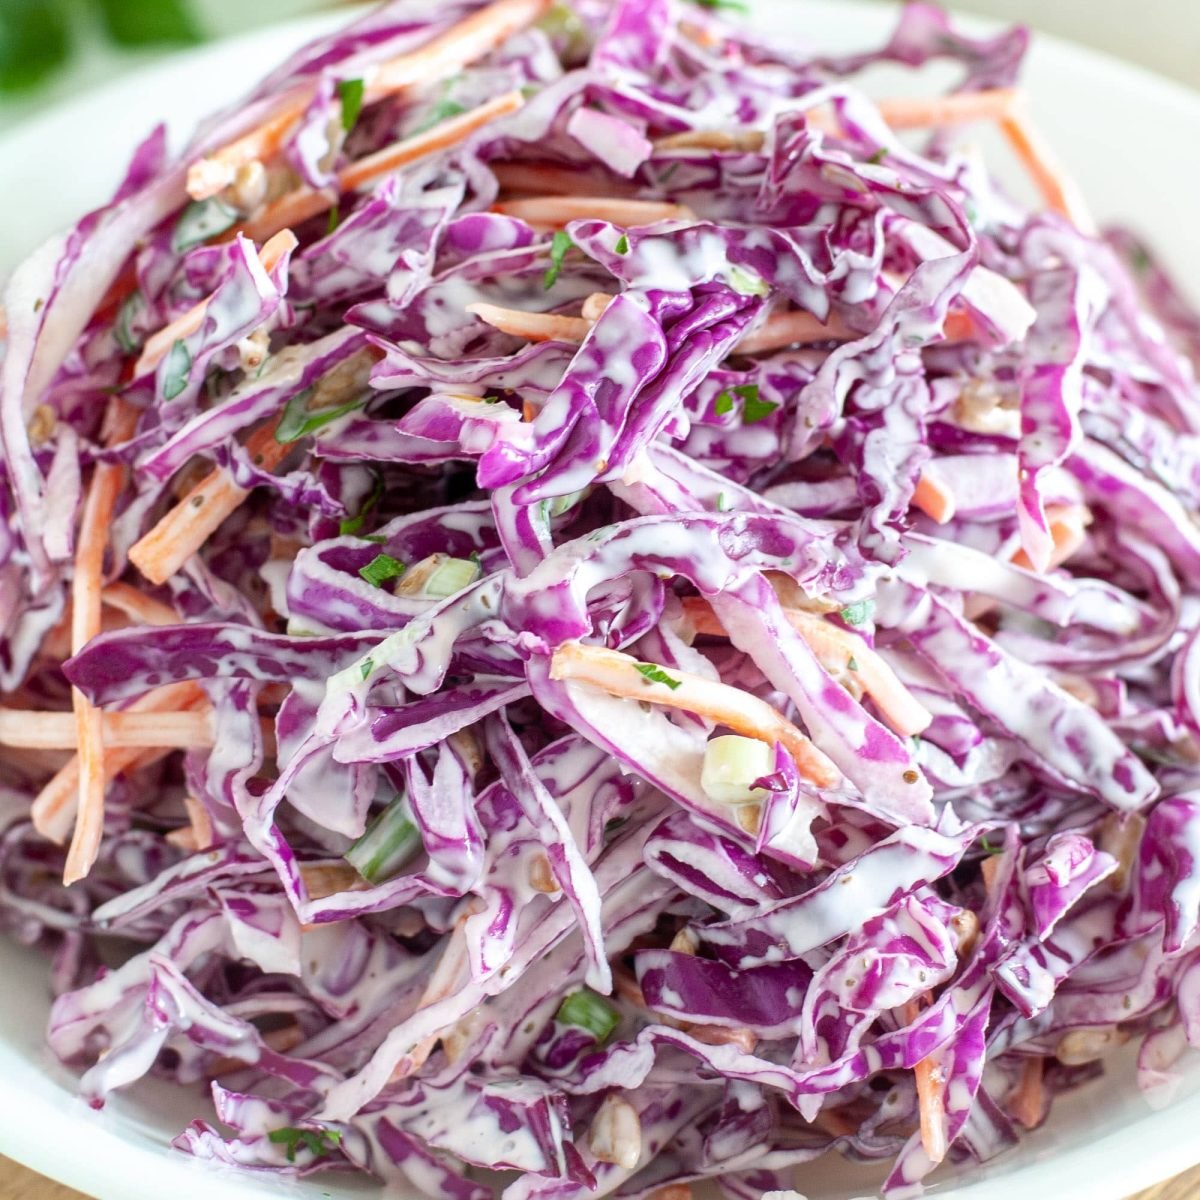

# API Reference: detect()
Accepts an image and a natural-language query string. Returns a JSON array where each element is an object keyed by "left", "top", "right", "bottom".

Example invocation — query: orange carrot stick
[
  {"left": 1007, "top": 1056, "right": 1045, "bottom": 1129},
  {"left": 912, "top": 469, "right": 956, "bottom": 525},
  {"left": 998, "top": 110, "right": 1095, "bottom": 233},
  {"left": 64, "top": 399, "right": 140, "bottom": 886},
  {"left": 34, "top": 680, "right": 206, "bottom": 845},
  {"left": 235, "top": 92, "right": 524, "bottom": 244},
  {"left": 491, "top": 195, "right": 696, "bottom": 230},
  {"left": 187, "top": 0, "right": 552, "bottom": 200},
  {"left": 467, "top": 301, "right": 592, "bottom": 344},
  {"left": 133, "top": 230, "right": 298, "bottom": 378},
  {"left": 1010, "top": 503, "right": 1091, "bottom": 572},
  {"left": 549, "top": 640, "right": 841, "bottom": 788},
  {"left": 680, "top": 597, "right": 932, "bottom": 738},
  {"left": 99, "top": 582, "right": 180, "bottom": 627},
  {"left": 128, "top": 419, "right": 290, "bottom": 587},
  {"left": 903, "top": 997, "right": 949, "bottom": 1165},
  {"left": 0, "top": 709, "right": 213, "bottom": 751},
  {"left": 166, "top": 795, "right": 216, "bottom": 852}
]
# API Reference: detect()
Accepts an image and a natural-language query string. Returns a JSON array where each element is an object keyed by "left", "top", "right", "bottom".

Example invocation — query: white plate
[{"left": 3, "top": 5, "right": 1200, "bottom": 1199}]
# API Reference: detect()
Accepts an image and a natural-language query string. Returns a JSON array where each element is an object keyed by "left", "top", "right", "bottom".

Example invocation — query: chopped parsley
[
  {"left": 543, "top": 230, "right": 573, "bottom": 290},
  {"left": 275, "top": 389, "right": 366, "bottom": 443},
  {"left": 739, "top": 385, "right": 779, "bottom": 424},
  {"left": 326, "top": 203, "right": 341, "bottom": 236},
  {"left": 866, "top": 147, "right": 888, "bottom": 165},
  {"left": 268, "top": 1127, "right": 342, "bottom": 1164},
  {"left": 847, "top": 656, "right": 859, "bottom": 672},
  {"left": 161, "top": 339, "right": 192, "bottom": 400},
  {"left": 336, "top": 78, "right": 364, "bottom": 132},
  {"left": 693, "top": 0, "right": 749, "bottom": 10},
  {"left": 359, "top": 553, "right": 407, "bottom": 588},
  {"left": 171, "top": 197, "right": 238, "bottom": 253},
  {"left": 614, "top": 233, "right": 630, "bottom": 255},
  {"left": 634, "top": 662, "right": 682, "bottom": 690},
  {"left": 979, "top": 834, "right": 1004, "bottom": 857},
  {"left": 360, "top": 659, "right": 375, "bottom": 681},
  {"left": 714, "top": 389, "right": 735, "bottom": 416},
  {"left": 838, "top": 599, "right": 874, "bottom": 626}
]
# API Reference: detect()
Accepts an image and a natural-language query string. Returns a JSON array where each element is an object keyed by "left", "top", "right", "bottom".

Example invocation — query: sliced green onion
[
  {"left": 838, "top": 599, "right": 874, "bottom": 626},
  {"left": 267, "top": 1126, "right": 342, "bottom": 1164},
  {"left": 700, "top": 734, "right": 772, "bottom": 805},
  {"left": 275, "top": 388, "right": 366, "bottom": 443},
  {"left": 113, "top": 290, "right": 145, "bottom": 354},
  {"left": 344, "top": 797, "right": 422, "bottom": 883},
  {"left": 172, "top": 197, "right": 239, "bottom": 253},
  {"left": 727, "top": 264, "right": 769, "bottom": 297},
  {"left": 336, "top": 77, "right": 364, "bottom": 132},
  {"left": 359, "top": 553, "right": 406, "bottom": 588},
  {"left": 634, "top": 662, "right": 682, "bottom": 690},
  {"left": 557, "top": 989, "right": 620, "bottom": 1042},
  {"left": 161, "top": 339, "right": 192, "bottom": 400},
  {"left": 422, "top": 556, "right": 481, "bottom": 598},
  {"left": 543, "top": 230, "right": 574, "bottom": 290}
]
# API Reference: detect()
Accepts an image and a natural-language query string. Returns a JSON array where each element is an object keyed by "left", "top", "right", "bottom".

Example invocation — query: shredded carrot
[
  {"left": 342, "top": 91, "right": 524, "bottom": 191},
  {"left": 686, "top": 1025, "right": 757, "bottom": 1053},
  {"left": 998, "top": 109, "right": 1095, "bottom": 233},
  {"left": 492, "top": 161, "right": 638, "bottom": 198},
  {"left": 491, "top": 196, "right": 697, "bottom": 230},
  {"left": 63, "top": 399, "right": 140, "bottom": 886},
  {"left": 235, "top": 92, "right": 524, "bottom": 245},
  {"left": 680, "top": 597, "right": 932, "bottom": 739},
  {"left": 1010, "top": 503, "right": 1090, "bottom": 572},
  {"left": 99, "top": 582, "right": 179, "bottom": 627},
  {"left": 0, "top": 709, "right": 213, "bottom": 751},
  {"left": 467, "top": 301, "right": 592, "bottom": 344},
  {"left": 133, "top": 229, "right": 298, "bottom": 378},
  {"left": 903, "top": 997, "right": 949, "bottom": 1165},
  {"left": 128, "top": 419, "right": 290, "bottom": 587},
  {"left": 188, "top": 0, "right": 552, "bottom": 201},
  {"left": 549, "top": 640, "right": 841, "bottom": 788},
  {"left": 166, "top": 796, "right": 216, "bottom": 852},
  {"left": 581, "top": 292, "right": 614, "bottom": 322},
  {"left": 654, "top": 89, "right": 1019, "bottom": 154},
  {"left": 912, "top": 469, "right": 956, "bottom": 525},
  {"left": 33, "top": 680, "right": 206, "bottom": 845},
  {"left": 1007, "top": 1056, "right": 1044, "bottom": 1129},
  {"left": 734, "top": 309, "right": 849, "bottom": 355},
  {"left": 188, "top": 101, "right": 310, "bottom": 201}
]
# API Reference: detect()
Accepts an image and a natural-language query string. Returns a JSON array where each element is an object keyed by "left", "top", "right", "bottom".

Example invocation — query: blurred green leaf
[
  {"left": 0, "top": 0, "right": 70, "bottom": 94},
  {"left": 95, "top": 0, "right": 201, "bottom": 47}
]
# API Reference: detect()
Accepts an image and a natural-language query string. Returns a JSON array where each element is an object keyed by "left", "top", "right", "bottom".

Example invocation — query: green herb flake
[
  {"left": 418, "top": 97, "right": 468, "bottom": 133},
  {"left": 738, "top": 384, "right": 778, "bottom": 425},
  {"left": 359, "top": 553, "right": 407, "bottom": 588},
  {"left": 716, "top": 492, "right": 730, "bottom": 512},
  {"left": 268, "top": 1127, "right": 342, "bottom": 1164},
  {"left": 727, "top": 264, "right": 769, "bottom": 297},
  {"left": 634, "top": 662, "right": 683, "bottom": 691},
  {"left": 113, "top": 290, "right": 145, "bottom": 354},
  {"left": 275, "top": 389, "right": 366, "bottom": 443},
  {"left": 1131, "top": 243, "right": 1153, "bottom": 275},
  {"left": 171, "top": 197, "right": 239, "bottom": 253},
  {"left": 543, "top": 230, "right": 574, "bottom": 290},
  {"left": 714, "top": 389, "right": 735, "bottom": 416},
  {"left": 693, "top": 0, "right": 749, "bottom": 10},
  {"left": 359, "top": 658, "right": 375, "bottom": 682},
  {"left": 838, "top": 599, "right": 874, "bottom": 626},
  {"left": 866, "top": 147, "right": 888, "bottom": 165},
  {"left": 326, "top": 203, "right": 341, "bottom": 236},
  {"left": 614, "top": 233, "right": 630, "bottom": 255},
  {"left": 979, "top": 834, "right": 1004, "bottom": 857},
  {"left": 161, "top": 339, "right": 192, "bottom": 400},
  {"left": 337, "top": 78, "right": 365, "bottom": 132},
  {"left": 847, "top": 656, "right": 859, "bottom": 672}
]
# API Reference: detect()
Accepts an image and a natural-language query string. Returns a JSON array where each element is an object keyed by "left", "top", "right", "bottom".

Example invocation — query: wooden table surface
[{"left": 2, "top": 1155, "right": 1198, "bottom": 1200}]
